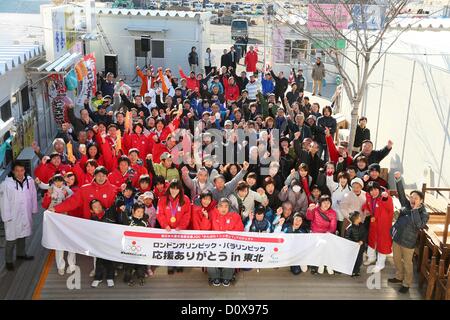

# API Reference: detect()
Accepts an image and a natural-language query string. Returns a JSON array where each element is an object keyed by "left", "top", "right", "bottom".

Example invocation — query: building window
[
  {"left": 21, "top": 86, "right": 31, "bottom": 114},
  {"left": 1, "top": 100, "right": 11, "bottom": 121},
  {"left": 284, "top": 40, "right": 308, "bottom": 64},
  {"left": 151, "top": 40, "right": 164, "bottom": 59},
  {"left": 135, "top": 39, "right": 147, "bottom": 58}
]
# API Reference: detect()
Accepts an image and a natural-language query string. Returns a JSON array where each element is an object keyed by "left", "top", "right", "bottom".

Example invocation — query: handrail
[{"left": 422, "top": 183, "right": 450, "bottom": 202}]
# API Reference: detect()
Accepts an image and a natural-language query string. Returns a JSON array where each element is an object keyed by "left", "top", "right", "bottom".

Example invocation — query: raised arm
[{"left": 394, "top": 172, "right": 410, "bottom": 209}]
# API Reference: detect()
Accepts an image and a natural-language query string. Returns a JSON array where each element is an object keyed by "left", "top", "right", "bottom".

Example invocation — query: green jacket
[
  {"left": 259, "top": 92, "right": 278, "bottom": 119},
  {"left": 153, "top": 163, "right": 180, "bottom": 181}
]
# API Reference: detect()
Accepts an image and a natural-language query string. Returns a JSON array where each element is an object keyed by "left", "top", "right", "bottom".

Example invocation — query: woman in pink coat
[
  {"left": 306, "top": 195, "right": 337, "bottom": 275},
  {"left": 362, "top": 181, "right": 394, "bottom": 273}
]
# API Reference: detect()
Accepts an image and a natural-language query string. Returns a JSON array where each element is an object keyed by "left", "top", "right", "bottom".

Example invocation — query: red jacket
[
  {"left": 325, "top": 135, "right": 353, "bottom": 166},
  {"left": 72, "top": 162, "right": 94, "bottom": 186},
  {"left": 157, "top": 195, "right": 191, "bottom": 230},
  {"left": 245, "top": 51, "right": 258, "bottom": 72},
  {"left": 191, "top": 201, "right": 218, "bottom": 230},
  {"left": 306, "top": 206, "right": 337, "bottom": 234},
  {"left": 108, "top": 169, "right": 138, "bottom": 188},
  {"left": 122, "top": 132, "right": 150, "bottom": 159},
  {"left": 362, "top": 192, "right": 394, "bottom": 254},
  {"left": 42, "top": 186, "right": 81, "bottom": 218},
  {"left": 223, "top": 78, "right": 240, "bottom": 101},
  {"left": 78, "top": 154, "right": 106, "bottom": 171},
  {"left": 54, "top": 180, "right": 119, "bottom": 220},
  {"left": 153, "top": 183, "right": 169, "bottom": 203},
  {"left": 98, "top": 138, "right": 117, "bottom": 173},
  {"left": 150, "top": 117, "right": 181, "bottom": 143},
  {"left": 34, "top": 162, "right": 72, "bottom": 184},
  {"left": 179, "top": 69, "right": 199, "bottom": 91},
  {"left": 206, "top": 210, "right": 244, "bottom": 232},
  {"left": 151, "top": 142, "right": 169, "bottom": 164},
  {"left": 131, "top": 162, "right": 149, "bottom": 186}
]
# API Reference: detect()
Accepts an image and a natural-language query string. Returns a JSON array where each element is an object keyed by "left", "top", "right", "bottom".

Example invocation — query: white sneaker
[
  {"left": 91, "top": 280, "right": 102, "bottom": 288},
  {"left": 326, "top": 267, "right": 334, "bottom": 275},
  {"left": 364, "top": 259, "right": 376, "bottom": 266},
  {"left": 89, "top": 269, "right": 95, "bottom": 277},
  {"left": 66, "top": 265, "right": 77, "bottom": 274},
  {"left": 114, "top": 270, "right": 118, "bottom": 277},
  {"left": 58, "top": 268, "right": 65, "bottom": 276},
  {"left": 300, "top": 265, "right": 308, "bottom": 272},
  {"left": 107, "top": 279, "right": 115, "bottom": 287},
  {"left": 317, "top": 266, "right": 325, "bottom": 274}
]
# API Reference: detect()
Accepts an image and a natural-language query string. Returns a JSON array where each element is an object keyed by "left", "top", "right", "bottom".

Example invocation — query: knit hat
[
  {"left": 142, "top": 191, "right": 154, "bottom": 200},
  {"left": 368, "top": 163, "right": 381, "bottom": 173},
  {"left": 351, "top": 177, "right": 364, "bottom": 188}
]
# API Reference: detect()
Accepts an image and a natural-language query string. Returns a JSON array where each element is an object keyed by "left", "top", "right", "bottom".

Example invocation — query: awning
[
  {"left": 0, "top": 44, "right": 44, "bottom": 76},
  {"left": 125, "top": 25, "right": 169, "bottom": 36},
  {"left": 26, "top": 51, "right": 82, "bottom": 74}
]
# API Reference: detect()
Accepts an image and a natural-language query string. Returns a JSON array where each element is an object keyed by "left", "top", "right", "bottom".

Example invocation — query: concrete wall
[
  {"left": 341, "top": 30, "right": 450, "bottom": 189},
  {"left": 90, "top": 14, "right": 207, "bottom": 80}
]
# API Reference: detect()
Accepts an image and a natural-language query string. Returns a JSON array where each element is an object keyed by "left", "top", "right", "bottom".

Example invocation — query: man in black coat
[
  {"left": 291, "top": 68, "right": 306, "bottom": 92},
  {"left": 234, "top": 70, "right": 249, "bottom": 92},
  {"left": 270, "top": 68, "right": 289, "bottom": 104},
  {"left": 353, "top": 139, "right": 393, "bottom": 166},
  {"left": 353, "top": 116, "right": 371, "bottom": 153},
  {"left": 188, "top": 46, "right": 199, "bottom": 73},
  {"left": 227, "top": 46, "right": 239, "bottom": 71},
  {"left": 220, "top": 49, "right": 231, "bottom": 68}
]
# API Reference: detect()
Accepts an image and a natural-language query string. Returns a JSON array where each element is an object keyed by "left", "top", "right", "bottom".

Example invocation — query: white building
[
  {"left": 86, "top": 8, "right": 212, "bottom": 80},
  {"left": 0, "top": 13, "right": 51, "bottom": 178},
  {"left": 271, "top": 14, "right": 341, "bottom": 85},
  {"left": 340, "top": 18, "right": 450, "bottom": 189}
]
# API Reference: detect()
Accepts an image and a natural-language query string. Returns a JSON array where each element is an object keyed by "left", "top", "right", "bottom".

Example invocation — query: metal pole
[
  {"left": 263, "top": 8, "right": 266, "bottom": 68},
  {"left": 400, "top": 60, "right": 416, "bottom": 165}
]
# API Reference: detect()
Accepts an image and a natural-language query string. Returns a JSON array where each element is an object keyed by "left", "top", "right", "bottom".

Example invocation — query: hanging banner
[
  {"left": 272, "top": 25, "right": 286, "bottom": 64},
  {"left": 46, "top": 74, "right": 70, "bottom": 128},
  {"left": 42, "top": 212, "right": 360, "bottom": 275},
  {"left": 307, "top": 4, "right": 351, "bottom": 30},
  {"left": 348, "top": 5, "right": 386, "bottom": 30},
  {"left": 75, "top": 53, "right": 97, "bottom": 106}
]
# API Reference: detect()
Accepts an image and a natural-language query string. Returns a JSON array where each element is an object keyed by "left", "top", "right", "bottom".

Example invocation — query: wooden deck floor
[{"left": 38, "top": 254, "right": 422, "bottom": 300}]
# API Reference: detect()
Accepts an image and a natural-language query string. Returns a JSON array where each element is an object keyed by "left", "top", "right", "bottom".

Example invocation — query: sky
[{"left": 0, "top": 0, "right": 51, "bottom": 13}]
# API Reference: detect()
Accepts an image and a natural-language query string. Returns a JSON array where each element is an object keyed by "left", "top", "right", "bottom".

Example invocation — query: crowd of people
[{"left": 0, "top": 46, "right": 429, "bottom": 294}]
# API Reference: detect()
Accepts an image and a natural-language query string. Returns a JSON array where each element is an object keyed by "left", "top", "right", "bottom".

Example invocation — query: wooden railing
[{"left": 421, "top": 183, "right": 450, "bottom": 248}]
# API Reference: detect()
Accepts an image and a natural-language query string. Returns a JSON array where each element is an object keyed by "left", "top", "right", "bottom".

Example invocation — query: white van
[{"left": 231, "top": 19, "right": 248, "bottom": 41}]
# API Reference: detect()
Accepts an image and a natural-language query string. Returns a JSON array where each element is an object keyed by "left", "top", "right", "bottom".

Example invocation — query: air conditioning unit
[{"left": 15, "top": 147, "right": 38, "bottom": 177}]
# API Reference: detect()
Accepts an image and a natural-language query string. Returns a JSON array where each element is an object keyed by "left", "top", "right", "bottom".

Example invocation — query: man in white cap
[
  {"left": 142, "top": 92, "right": 156, "bottom": 111},
  {"left": 339, "top": 177, "right": 367, "bottom": 232}
]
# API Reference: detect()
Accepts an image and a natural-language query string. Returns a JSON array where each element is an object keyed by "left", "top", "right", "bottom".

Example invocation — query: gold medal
[{"left": 170, "top": 217, "right": 177, "bottom": 223}]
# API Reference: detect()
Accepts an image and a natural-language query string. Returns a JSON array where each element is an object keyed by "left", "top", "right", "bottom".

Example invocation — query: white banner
[{"left": 42, "top": 212, "right": 360, "bottom": 275}]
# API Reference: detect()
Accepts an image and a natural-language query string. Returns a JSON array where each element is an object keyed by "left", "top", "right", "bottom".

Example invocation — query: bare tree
[{"left": 273, "top": 0, "right": 410, "bottom": 148}]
